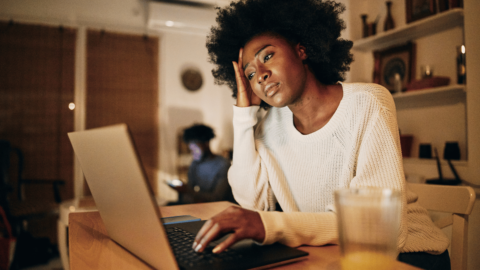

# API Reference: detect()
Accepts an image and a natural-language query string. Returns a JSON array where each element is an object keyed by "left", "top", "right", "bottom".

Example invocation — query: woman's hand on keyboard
[{"left": 192, "top": 206, "right": 265, "bottom": 253}]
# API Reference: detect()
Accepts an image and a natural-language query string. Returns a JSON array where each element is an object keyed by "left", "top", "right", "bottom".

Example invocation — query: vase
[
  {"left": 384, "top": 1, "right": 395, "bottom": 31},
  {"left": 361, "top": 14, "right": 368, "bottom": 38}
]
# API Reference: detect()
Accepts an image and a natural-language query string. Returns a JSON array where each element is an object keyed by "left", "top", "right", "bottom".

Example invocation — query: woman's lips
[{"left": 265, "top": 82, "right": 280, "bottom": 97}]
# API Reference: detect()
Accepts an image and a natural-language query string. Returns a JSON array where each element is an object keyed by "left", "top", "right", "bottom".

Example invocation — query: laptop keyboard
[{"left": 166, "top": 227, "right": 243, "bottom": 268}]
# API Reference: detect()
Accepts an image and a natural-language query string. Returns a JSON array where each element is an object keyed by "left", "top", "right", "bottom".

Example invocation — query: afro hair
[
  {"left": 183, "top": 124, "right": 215, "bottom": 143},
  {"left": 206, "top": 0, "right": 354, "bottom": 109}
]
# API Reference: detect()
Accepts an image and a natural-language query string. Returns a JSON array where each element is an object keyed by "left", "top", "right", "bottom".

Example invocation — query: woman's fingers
[
  {"left": 234, "top": 47, "right": 262, "bottom": 107},
  {"left": 193, "top": 206, "right": 266, "bottom": 254},
  {"left": 212, "top": 233, "right": 238, "bottom": 253},
  {"left": 193, "top": 220, "right": 214, "bottom": 250},
  {"left": 233, "top": 61, "right": 249, "bottom": 107},
  {"left": 195, "top": 223, "right": 221, "bottom": 252}
]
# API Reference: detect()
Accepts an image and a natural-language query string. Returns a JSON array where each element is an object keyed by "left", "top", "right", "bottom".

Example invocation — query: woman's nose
[{"left": 257, "top": 66, "right": 270, "bottom": 84}]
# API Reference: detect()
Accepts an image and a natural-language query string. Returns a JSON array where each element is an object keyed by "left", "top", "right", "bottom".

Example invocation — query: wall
[
  {"left": 158, "top": 31, "right": 234, "bottom": 201},
  {"left": 0, "top": 0, "right": 235, "bottom": 201}
]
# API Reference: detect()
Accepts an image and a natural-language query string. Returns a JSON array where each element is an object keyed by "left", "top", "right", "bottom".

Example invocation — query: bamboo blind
[
  {"left": 86, "top": 30, "right": 159, "bottom": 193},
  {"left": 0, "top": 21, "right": 76, "bottom": 201}
]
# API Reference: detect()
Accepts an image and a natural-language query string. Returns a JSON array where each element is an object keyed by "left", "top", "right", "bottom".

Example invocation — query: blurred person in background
[{"left": 167, "top": 124, "right": 234, "bottom": 204}]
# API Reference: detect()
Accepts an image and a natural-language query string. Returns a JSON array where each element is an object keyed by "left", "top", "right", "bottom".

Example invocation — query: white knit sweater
[{"left": 228, "top": 83, "right": 449, "bottom": 254}]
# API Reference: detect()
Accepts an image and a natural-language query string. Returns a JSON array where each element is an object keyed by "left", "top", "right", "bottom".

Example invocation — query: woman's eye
[
  {"left": 247, "top": 72, "right": 255, "bottom": 80},
  {"left": 264, "top": 53, "right": 273, "bottom": 62}
]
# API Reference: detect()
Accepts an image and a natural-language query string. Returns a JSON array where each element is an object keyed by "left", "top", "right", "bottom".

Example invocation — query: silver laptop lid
[{"left": 68, "top": 124, "right": 178, "bottom": 270}]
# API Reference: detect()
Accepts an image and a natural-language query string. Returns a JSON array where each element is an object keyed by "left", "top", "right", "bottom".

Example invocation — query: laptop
[{"left": 68, "top": 124, "right": 308, "bottom": 270}]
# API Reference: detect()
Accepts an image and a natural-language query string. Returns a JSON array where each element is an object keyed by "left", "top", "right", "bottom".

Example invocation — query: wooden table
[{"left": 69, "top": 201, "right": 420, "bottom": 270}]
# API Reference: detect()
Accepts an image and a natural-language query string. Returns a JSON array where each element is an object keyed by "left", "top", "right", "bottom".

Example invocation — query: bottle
[
  {"left": 384, "top": 1, "right": 395, "bottom": 31},
  {"left": 457, "top": 45, "right": 466, "bottom": 84},
  {"left": 393, "top": 73, "right": 402, "bottom": 93},
  {"left": 361, "top": 14, "right": 368, "bottom": 38}
]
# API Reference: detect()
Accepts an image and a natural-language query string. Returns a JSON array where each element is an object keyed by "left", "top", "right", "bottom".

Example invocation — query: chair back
[
  {"left": 0, "top": 140, "right": 25, "bottom": 202},
  {"left": 0, "top": 140, "right": 14, "bottom": 210},
  {"left": 408, "top": 183, "right": 476, "bottom": 270},
  {"left": 0, "top": 140, "right": 11, "bottom": 187}
]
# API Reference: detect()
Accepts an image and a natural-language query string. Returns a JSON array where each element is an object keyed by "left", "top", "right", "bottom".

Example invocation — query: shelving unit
[
  {"left": 348, "top": 1, "right": 480, "bottom": 184},
  {"left": 352, "top": 8, "right": 466, "bottom": 102},
  {"left": 353, "top": 8, "right": 464, "bottom": 51},
  {"left": 392, "top": 84, "right": 465, "bottom": 100},
  {"left": 351, "top": 2, "right": 480, "bottom": 268}
]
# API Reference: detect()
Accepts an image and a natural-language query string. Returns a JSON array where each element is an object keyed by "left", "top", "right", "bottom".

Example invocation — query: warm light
[
  {"left": 69, "top": 206, "right": 76, "bottom": 212},
  {"left": 461, "top": 45, "right": 465, "bottom": 54},
  {"left": 68, "top": 102, "right": 75, "bottom": 110},
  {"left": 165, "top": 21, "right": 174, "bottom": 27}
]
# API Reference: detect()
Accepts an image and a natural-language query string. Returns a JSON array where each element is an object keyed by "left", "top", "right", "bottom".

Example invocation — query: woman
[{"left": 193, "top": 1, "right": 450, "bottom": 269}]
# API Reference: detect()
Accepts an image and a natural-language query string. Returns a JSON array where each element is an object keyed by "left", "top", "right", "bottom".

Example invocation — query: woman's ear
[{"left": 296, "top": 44, "right": 308, "bottom": 60}]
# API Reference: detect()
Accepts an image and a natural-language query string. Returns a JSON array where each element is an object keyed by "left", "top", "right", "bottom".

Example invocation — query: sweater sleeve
[
  {"left": 258, "top": 211, "right": 338, "bottom": 247},
  {"left": 228, "top": 106, "right": 276, "bottom": 211}
]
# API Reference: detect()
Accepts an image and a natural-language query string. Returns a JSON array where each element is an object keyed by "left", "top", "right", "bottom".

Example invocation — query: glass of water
[{"left": 335, "top": 187, "right": 401, "bottom": 270}]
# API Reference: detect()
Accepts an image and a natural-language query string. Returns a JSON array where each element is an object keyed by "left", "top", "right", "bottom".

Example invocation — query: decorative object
[
  {"left": 444, "top": 141, "right": 460, "bottom": 160},
  {"left": 181, "top": 67, "right": 203, "bottom": 92},
  {"left": 361, "top": 14, "right": 369, "bottom": 38},
  {"left": 457, "top": 45, "right": 466, "bottom": 84},
  {"left": 449, "top": 0, "right": 464, "bottom": 8},
  {"left": 360, "top": 14, "right": 379, "bottom": 38},
  {"left": 393, "top": 73, "right": 402, "bottom": 93},
  {"left": 368, "top": 21, "right": 377, "bottom": 37},
  {"left": 419, "top": 143, "right": 432, "bottom": 159},
  {"left": 400, "top": 134, "right": 413, "bottom": 158},
  {"left": 384, "top": 1, "right": 395, "bottom": 31},
  {"left": 373, "top": 43, "right": 416, "bottom": 93},
  {"left": 438, "top": 0, "right": 449, "bottom": 12},
  {"left": 406, "top": 76, "right": 450, "bottom": 91},
  {"left": 432, "top": 0, "right": 463, "bottom": 13},
  {"left": 420, "top": 65, "right": 433, "bottom": 78},
  {"left": 406, "top": 0, "right": 436, "bottom": 23}
]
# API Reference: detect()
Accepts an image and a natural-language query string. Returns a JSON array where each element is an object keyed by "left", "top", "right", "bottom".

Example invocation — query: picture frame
[
  {"left": 373, "top": 43, "right": 416, "bottom": 93},
  {"left": 406, "top": 0, "right": 437, "bottom": 23}
]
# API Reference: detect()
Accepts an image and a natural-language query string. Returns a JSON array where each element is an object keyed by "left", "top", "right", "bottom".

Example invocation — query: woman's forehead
[{"left": 242, "top": 34, "right": 292, "bottom": 61}]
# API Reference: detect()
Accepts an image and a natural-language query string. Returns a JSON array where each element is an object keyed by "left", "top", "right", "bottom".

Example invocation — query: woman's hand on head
[
  {"left": 233, "top": 48, "right": 262, "bottom": 107},
  {"left": 192, "top": 206, "right": 265, "bottom": 253}
]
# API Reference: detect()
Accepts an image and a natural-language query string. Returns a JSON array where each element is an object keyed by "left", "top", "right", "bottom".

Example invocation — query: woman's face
[{"left": 242, "top": 34, "right": 308, "bottom": 107}]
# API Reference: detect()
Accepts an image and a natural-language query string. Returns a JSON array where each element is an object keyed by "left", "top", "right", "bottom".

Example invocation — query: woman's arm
[{"left": 227, "top": 106, "right": 275, "bottom": 210}]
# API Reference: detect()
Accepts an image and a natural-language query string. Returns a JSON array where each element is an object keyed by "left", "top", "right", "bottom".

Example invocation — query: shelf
[
  {"left": 392, "top": 84, "right": 465, "bottom": 100},
  {"left": 403, "top": 157, "right": 468, "bottom": 167},
  {"left": 353, "top": 8, "right": 464, "bottom": 51}
]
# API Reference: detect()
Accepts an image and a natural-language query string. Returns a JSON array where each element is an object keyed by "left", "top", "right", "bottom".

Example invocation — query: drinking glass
[{"left": 335, "top": 187, "right": 401, "bottom": 270}]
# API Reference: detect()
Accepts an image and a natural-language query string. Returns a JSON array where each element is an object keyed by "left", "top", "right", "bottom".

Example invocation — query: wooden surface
[{"left": 69, "top": 201, "right": 420, "bottom": 270}]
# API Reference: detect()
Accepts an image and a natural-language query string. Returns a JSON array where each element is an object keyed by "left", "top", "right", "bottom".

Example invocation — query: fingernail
[
  {"left": 192, "top": 242, "right": 197, "bottom": 249},
  {"left": 212, "top": 246, "right": 221, "bottom": 254},
  {"left": 195, "top": 243, "right": 202, "bottom": 252}
]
